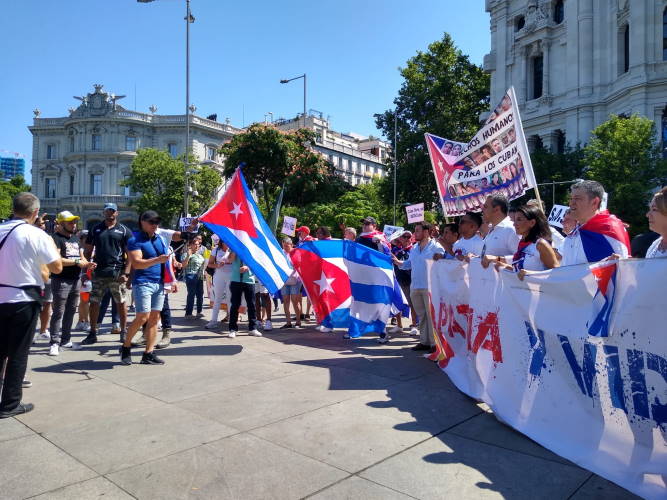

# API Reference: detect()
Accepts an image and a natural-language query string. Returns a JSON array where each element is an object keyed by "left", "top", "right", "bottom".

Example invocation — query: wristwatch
[{"left": 74, "top": 258, "right": 81, "bottom": 267}]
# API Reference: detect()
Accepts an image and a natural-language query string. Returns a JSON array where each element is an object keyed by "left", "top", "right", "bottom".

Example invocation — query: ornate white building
[
  {"left": 29, "top": 84, "right": 241, "bottom": 229},
  {"left": 484, "top": 0, "right": 667, "bottom": 151}
]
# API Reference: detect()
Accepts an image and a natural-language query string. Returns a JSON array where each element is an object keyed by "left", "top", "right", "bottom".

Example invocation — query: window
[
  {"left": 92, "top": 134, "right": 101, "bottom": 151},
  {"left": 553, "top": 0, "right": 564, "bottom": 24},
  {"left": 515, "top": 16, "right": 525, "bottom": 32},
  {"left": 46, "top": 144, "right": 55, "bottom": 159},
  {"left": 168, "top": 143, "right": 178, "bottom": 158},
  {"left": 206, "top": 146, "right": 216, "bottom": 161},
  {"left": 556, "top": 130, "right": 566, "bottom": 154},
  {"left": 623, "top": 24, "right": 630, "bottom": 73},
  {"left": 664, "top": 8, "right": 667, "bottom": 60},
  {"left": 125, "top": 136, "right": 136, "bottom": 151},
  {"left": 45, "top": 178, "right": 56, "bottom": 199},
  {"left": 69, "top": 175, "right": 75, "bottom": 195},
  {"left": 123, "top": 175, "right": 131, "bottom": 196},
  {"left": 531, "top": 55, "right": 544, "bottom": 99},
  {"left": 89, "top": 174, "right": 102, "bottom": 195},
  {"left": 69, "top": 136, "right": 75, "bottom": 152},
  {"left": 328, "top": 154, "right": 334, "bottom": 165}
]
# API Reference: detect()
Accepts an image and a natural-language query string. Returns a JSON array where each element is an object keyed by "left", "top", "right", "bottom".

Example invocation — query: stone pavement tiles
[{"left": 0, "top": 288, "right": 639, "bottom": 499}]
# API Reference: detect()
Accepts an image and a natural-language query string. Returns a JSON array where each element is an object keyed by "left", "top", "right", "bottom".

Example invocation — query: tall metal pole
[
  {"left": 303, "top": 73, "right": 307, "bottom": 128},
  {"left": 184, "top": 0, "right": 191, "bottom": 216},
  {"left": 393, "top": 111, "right": 397, "bottom": 225}
]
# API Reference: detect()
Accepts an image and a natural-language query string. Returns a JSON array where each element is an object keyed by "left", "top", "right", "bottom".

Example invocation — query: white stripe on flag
[
  {"left": 231, "top": 229, "right": 289, "bottom": 286},
  {"left": 349, "top": 301, "right": 393, "bottom": 322},
  {"left": 345, "top": 260, "right": 394, "bottom": 287}
]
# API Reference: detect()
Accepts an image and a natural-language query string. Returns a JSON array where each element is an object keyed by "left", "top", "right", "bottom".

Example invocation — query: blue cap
[{"left": 103, "top": 203, "right": 118, "bottom": 211}]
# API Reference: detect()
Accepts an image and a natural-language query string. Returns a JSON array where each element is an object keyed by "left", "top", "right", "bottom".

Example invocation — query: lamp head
[{"left": 280, "top": 79, "right": 289, "bottom": 84}]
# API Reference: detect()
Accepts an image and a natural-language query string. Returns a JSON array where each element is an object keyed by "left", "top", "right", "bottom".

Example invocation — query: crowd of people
[{"left": 1, "top": 180, "right": 666, "bottom": 418}]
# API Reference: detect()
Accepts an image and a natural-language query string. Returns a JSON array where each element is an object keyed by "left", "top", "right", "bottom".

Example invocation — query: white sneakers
[
  {"left": 317, "top": 325, "right": 332, "bottom": 333},
  {"left": 49, "top": 342, "right": 81, "bottom": 355},
  {"left": 249, "top": 329, "right": 263, "bottom": 337},
  {"left": 264, "top": 320, "right": 273, "bottom": 331},
  {"left": 386, "top": 325, "right": 403, "bottom": 334},
  {"left": 228, "top": 331, "right": 237, "bottom": 338},
  {"left": 48, "top": 344, "right": 59, "bottom": 356},
  {"left": 205, "top": 321, "right": 220, "bottom": 330},
  {"left": 409, "top": 327, "right": 419, "bottom": 336},
  {"left": 38, "top": 330, "right": 50, "bottom": 340}
]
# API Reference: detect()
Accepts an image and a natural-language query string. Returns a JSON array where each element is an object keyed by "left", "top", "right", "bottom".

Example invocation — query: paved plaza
[{"left": 1, "top": 288, "right": 638, "bottom": 499}]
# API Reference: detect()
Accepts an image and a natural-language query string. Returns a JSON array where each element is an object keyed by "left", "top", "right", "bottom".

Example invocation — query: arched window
[
  {"left": 623, "top": 24, "right": 630, "bottom": 73},
  {"left": 663, "top": 8, "right": 667, "bottom": 60},
  {"left": 531, "top": 55, "right": 544, "bottom": 99},
  {"left": 515, "top": 16, "right": 525, "bottom": 32},
  {"left": 553, "top": 0, "right": 564, "bottom": 24}
]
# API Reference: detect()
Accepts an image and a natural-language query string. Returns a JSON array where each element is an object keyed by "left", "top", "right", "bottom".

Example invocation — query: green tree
[
  {"left": 375, "top": 33, "right": 490, "bottom": 209},
  {"left": 123, "top": 148, "right": 222, "bottom": 225},
  {"left": 0, "top": 175, "right": 31, "bottom": 219},
  {"left": 583, "top": 114, "right": 667, "bottom": 235},
  {"left": 220, "top": 124, "right": 346, "bottom": 214}
]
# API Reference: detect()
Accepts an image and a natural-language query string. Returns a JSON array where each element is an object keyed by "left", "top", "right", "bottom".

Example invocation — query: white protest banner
[
  {"left": 405, "top": 203, "right": 424, "bottom": 224},
  {"left": 383, "top": 225, "right": 403, "bottom": 241},
  {"left": 547, "top": 204, "right": 568, "bottom": 228},
  {"left": 425, "top": 86, "right": 537, "bottom": 216},
  {"left": 281, "top": 216, "right": 296, "bottom": 237},
  {"left": 427, "top": 258, "right": 667, "bottom": 499},
  {"left": 178, "top": 217, "right": 200, "bottom": 232}
]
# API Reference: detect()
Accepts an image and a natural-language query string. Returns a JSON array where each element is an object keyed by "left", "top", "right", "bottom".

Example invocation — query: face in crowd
[{"left": 568, "top": 187, "right": 600, "bottom": 223}]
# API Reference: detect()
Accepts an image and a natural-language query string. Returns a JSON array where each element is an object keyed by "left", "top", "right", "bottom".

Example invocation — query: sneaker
[
  {"left": 22, "top": 380, "right": 32, "bottom": 388},
  {"left": 48, "top": 344, "right": 59, "bottom": 356},
  {"left": 409, "top": 327, "right": 419, "bottom": 336},
  {"left": 184, "top": 314, "right": 195, "bottom": 319},
  {"left": 61, "top": 341, "right": 73, "bottom": 348},
  {"left": 140, "top": 351, "right": 165, "bottom": 365},
  {"left": 38, "top": 330, "right": 50, "bottom": 340},
  {"left": 111, "top": 323, "right": 121, "bottom": 334},
  {"left": 228, "top": 330, "right": 237, "bottom": 338},
  {"left": 256, "top": 320, "right": 264, "bottom": 330},
  {"left": 264, "top": 320, "right": 273, "bottom": 331},
  {"left": 196, "top": 312, "right": 204, "bottom": 318},
  {"left": 318, "top": 325, "right": 332, "bottom": 333},
  {"left": 386, "top": 325, "right": 402, "bottom": 334},
  {"left": 205, "top": 321, "right": 220, "bottom": 330},
  {"left": 120, "top": 346, "right": 132, "bottom": 365},
  {"left": 75, "top": 321, "right": 86, "bottom": 331},
  {"left": 249, "top": 329, "right": 263, "bottom": 337},
  {"left": 65, "top": 342, "right": 82, "bottom": 350},
  {"left": 0, "top": 402, "right": 35, "bottom": 419},
  {"left": 343, "top": 333, "right": 351, "bottom": 339},
  {"left": 80, "top": 334, "right": 97, "bottom": 345},
  {"left": 279, "top": 323, "right": 293, "bottom": 329},
  {"left": 377, "top": 335, "right": 389, "bottom": 344}
]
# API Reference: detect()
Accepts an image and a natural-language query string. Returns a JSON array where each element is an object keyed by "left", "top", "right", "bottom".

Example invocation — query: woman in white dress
[
  {"left": 646, "top": 186, "right": 667, "bottom": 259},
  {"left": 206, "top": 240, "right": 233, "bottom": 329}
]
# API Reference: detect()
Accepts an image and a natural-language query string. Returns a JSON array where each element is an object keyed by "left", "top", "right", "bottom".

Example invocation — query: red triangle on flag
[{"left": 200, "top": 170, "right": 258, "bottom": 238}]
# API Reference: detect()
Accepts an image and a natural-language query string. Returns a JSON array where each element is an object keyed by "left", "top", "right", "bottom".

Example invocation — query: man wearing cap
[
  {"left": 356, "top": 216, "right": 391, "bottom": 255},
  {"left": 120, "top": 210, "right": 170, "bottom": 365},
  {"left": 295, "top": 226, "right": 315, "bottom": 246},
  {"left": 48, "top": 211, "right": 96, "bottom": 356},
  {"left": 82, "top": 203, "right": 132, "bottom": 344}
]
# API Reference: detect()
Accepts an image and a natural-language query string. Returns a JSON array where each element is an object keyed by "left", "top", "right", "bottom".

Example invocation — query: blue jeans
[
  {"left": 97, "top": 290, "right": 119, "bottom": 325},
  {"left": 185, "top": 274, "right": 204, "bottom": 315},
  {"left": 132, "top": 282, "right": 165, "bottom": 313}
]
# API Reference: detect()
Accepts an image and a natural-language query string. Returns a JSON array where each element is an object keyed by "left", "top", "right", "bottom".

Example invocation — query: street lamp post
[
  {"left": 139, "top": 0, "right": 194, "bottom": 217},
  {"left": 279, "top": 74, "right": 306, "bottom": 128}
]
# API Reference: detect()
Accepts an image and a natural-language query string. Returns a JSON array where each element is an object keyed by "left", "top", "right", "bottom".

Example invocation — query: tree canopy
[
  {"left": 0, "top": 175, "right": 31, "bottom": 219},
  {"left": 375, "top": 32, "right": 490, "bottom": 209},
  {"left": 583, "top": 114, "right": 667, "bottom": 235},
  {"left": 123, "top": 148, "right": 222, "bottom": 225}
]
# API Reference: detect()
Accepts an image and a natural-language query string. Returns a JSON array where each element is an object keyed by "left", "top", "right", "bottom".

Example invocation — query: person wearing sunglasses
[{"left": 120, "top": 211, "right": 170, "bottom": 365}]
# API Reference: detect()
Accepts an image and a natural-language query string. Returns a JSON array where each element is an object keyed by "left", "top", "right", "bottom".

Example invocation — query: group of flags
[{"left": 200, "top": 168, "right": 408, "bottom": 337}]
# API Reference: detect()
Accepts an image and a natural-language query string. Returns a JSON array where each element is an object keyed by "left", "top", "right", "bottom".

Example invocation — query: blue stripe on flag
[
  {"left": 321, "top": 307, "right": 350, "bottom": 329},
  {"left": 348, "top": 317, "right": 386, "bottom": 338},
  {"left": 350, "top": 282, "right": 393, "bottom": 304},
  {"left": 297, "top": 239, "right": 345, "bottom": 258},
  {"left": 343, "top": 240, "right": 393, "bottom": 270}
]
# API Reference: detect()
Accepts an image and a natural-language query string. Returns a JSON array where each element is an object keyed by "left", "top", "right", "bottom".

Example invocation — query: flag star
[
  {"left": 438, "top": 160, "right": 443, "bottom": 168},
  {"left": 313, "top": 271, "right": 335, "bottom": 295},
  {"left": 229, "top": 202, "right": 244, "bottom": 218}
]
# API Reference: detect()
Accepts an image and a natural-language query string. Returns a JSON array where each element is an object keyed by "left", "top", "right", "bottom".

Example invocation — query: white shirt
[
  {"left": 157, "top": 228, "right": 176, "bottom": 248},
  {"left": 453, "top": 234, "right": 484, "bottom": 257},
  {"left": 519, "top": 241, "right": 547, "bottom": 271},
  {"left": 0, "top": 220, "right": 61, "bottom": 303},
  {"left": 212, "top": 247, "right": 232, "bottom": 277},
  {"left": 550, "top": 227, "right": 565, "bottom": 252},
  {"left": 482, "top": 217, "right": 520, "bottom": 258},
  {"left": 646, "top": 237, "right": 667, "bottom": 259}
]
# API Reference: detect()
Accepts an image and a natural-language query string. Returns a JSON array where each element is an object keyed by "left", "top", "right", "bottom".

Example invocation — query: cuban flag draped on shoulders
[
  {"left": 290, "top": 240, "right": 409, "bottom": 337},
  {"left": 199, "top": 168, "right": 292, "bottom": 295},
  {"left": 561, "top": 210, "right": 631, "bottom": 266}
]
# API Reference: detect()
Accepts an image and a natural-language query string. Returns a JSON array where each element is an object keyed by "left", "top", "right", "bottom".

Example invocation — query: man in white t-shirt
[
  {"left": 453, "top": 212, "right": 485, "bottom": 258},
  {"left": 0, "top": 193, "right": 62, "bottom": 418},
  {"left": 480, "top": 193, "right": 520, "bottom": 266}
]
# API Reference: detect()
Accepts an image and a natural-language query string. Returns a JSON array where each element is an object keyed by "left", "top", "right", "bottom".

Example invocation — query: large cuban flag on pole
[
  {"left": 199, "top": 168, "right": 292, "bottom": 295},
  {"left": 291, "top": 240, "right": 409, "bottom": 336}
]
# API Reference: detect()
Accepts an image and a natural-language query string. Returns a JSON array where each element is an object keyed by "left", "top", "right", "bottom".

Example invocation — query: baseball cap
[
  {"left": 295, "top": 226, "right": 310, "bottom": 235},
  {"left": 361, "top": 216, "right": 377, "bottom": 225},
  {"left": 103, "top": 203, "right": 118, "bottom": 211},
  {"left": 56, "top": 210, "right": 80, "bottom": 222}
]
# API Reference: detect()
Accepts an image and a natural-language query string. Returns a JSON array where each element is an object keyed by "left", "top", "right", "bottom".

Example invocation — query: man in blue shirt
[
  {"left": 120, "top": 211, "right": 170, "bottom": 365},
  {"left": 392, "top": 222, "right": 445, "bottom": 352}
]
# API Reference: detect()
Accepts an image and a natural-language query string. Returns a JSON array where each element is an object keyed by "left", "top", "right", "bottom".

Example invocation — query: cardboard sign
[
  {"left": 405, "top": 203, "right": 425, "bottom": 224},
  {"left": 383, "top": 225, "right": 404, "bottom": 241},
  {"left": 281, "top": 216, "right": 297, "bottom": 237},
  {"left": 179, "top": 217, "right": 200, "bottom": 232},
  {"left": 547, "top": 204, "right": 568, "bottom": 228}
]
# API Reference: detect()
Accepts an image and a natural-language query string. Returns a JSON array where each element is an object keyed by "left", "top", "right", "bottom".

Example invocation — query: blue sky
[{"left": 0, "top": 0, "right": 489, "bottom": 183}]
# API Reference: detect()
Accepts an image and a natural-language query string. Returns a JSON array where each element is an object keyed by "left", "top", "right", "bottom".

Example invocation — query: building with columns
[
  {"left": 29, "top": 84, "right": 242, "bottom": 229},
  {"left": 484, "top": 0, "right": 667, "bottom": 151}
]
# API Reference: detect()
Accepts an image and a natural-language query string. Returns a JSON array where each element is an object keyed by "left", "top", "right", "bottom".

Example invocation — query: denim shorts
[
  {"left": 132, "top": 282, "right": 165, "bottom": 313},
  {"left": 281, "top": 283, "right": 302, "bottom": 296}
]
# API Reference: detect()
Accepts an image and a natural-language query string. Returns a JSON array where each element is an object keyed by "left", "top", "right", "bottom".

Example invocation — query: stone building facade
[
  {"left": 484, "top": 0, "right": 667, "bottom": 151},
  {"left": 29, "top": 84, "right": 241, "bottom": 229}
]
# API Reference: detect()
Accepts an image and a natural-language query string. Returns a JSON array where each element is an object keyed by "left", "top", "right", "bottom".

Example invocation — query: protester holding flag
[
  {"left": 480, "top": 194, "right": 521, "bottom": 267},
  {"left": 560, "top": 180, "right": 630, "bottom": 265},
  {"left": 356, "top": 216, "right": 390, "bottom": 255},
  {"left": 279, "top": 237, "right": 303, "bottom": 329},
  {"left": 646, "top": 186, "right": 667, "bottom": 259},
  {"left": 392, "top": 222, "right": 445, "bottom": 351},
  {"left": 120, "top": 211, "right": 170, "bottom": 366},
  {"left": 227, "top": 252, "right": 262, "bottom": 338},
  {"left": 296, "top": 226, "right": 315, "bottom": 245}
]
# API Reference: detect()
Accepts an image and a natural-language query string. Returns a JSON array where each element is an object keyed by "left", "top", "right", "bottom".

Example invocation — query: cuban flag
[
  {"left": 563, "top": 210, "right": 631, "bottom": 265},
  {"left": 587, "top": 261, "right": 618, "bottom": 337},
  {"left": 199, "top": 168, "right": 292, "bottom": 295},
  {"left": 290, "top": 240, "right": 409, "bottom": 336}
]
